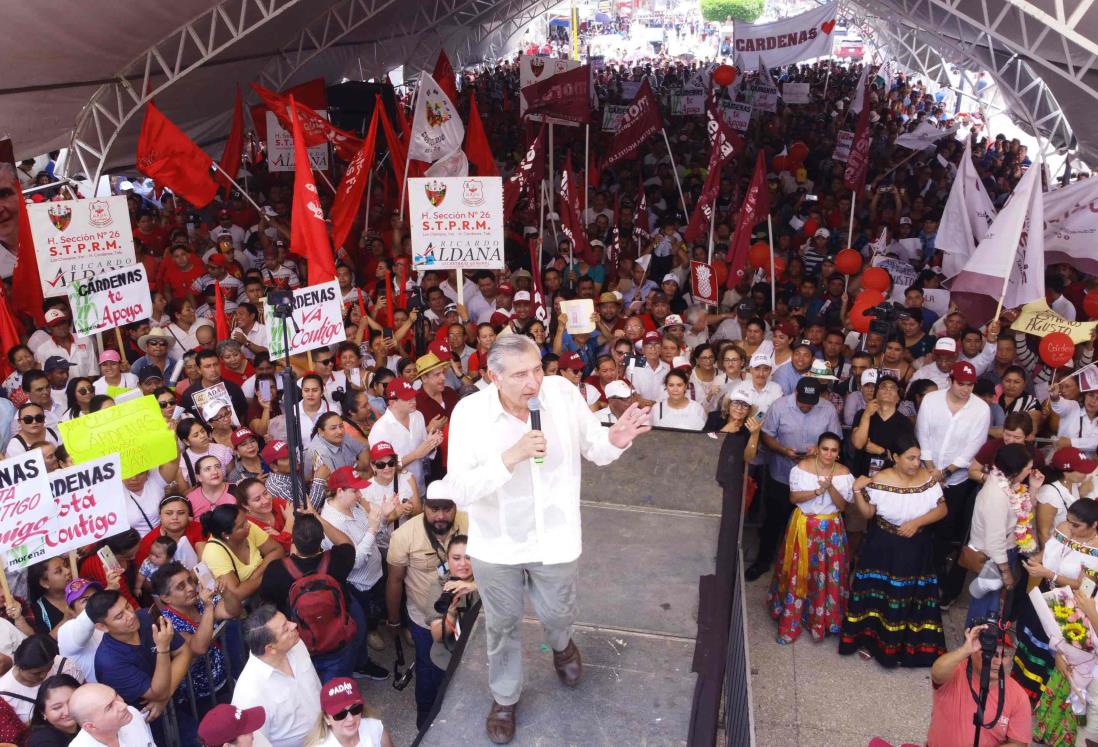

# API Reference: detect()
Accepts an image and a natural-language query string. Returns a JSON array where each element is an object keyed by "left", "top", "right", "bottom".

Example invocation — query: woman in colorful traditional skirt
[
  {"left": 1016, "top": 496, "right": 1098, "bottom": 745},
  {"left": 839, "top": 433, "right": 947, "bottom": 667},
  {"left": 769, "top": 431, "right": 854, "bottom": 643}
]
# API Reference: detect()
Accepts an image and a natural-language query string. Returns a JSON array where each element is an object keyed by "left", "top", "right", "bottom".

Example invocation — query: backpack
[{"left": 283, "top": 554, "right": 357, "bottom": 655}]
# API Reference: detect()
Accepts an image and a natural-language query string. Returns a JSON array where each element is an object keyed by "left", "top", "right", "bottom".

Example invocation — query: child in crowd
[{"left": 135, "top": 535, "right": 177, "bottom": 600}]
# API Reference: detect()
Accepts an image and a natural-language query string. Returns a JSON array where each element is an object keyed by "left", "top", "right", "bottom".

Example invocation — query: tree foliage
[{"left": 699, "top": 0, "right": 765, "bottom": 23}]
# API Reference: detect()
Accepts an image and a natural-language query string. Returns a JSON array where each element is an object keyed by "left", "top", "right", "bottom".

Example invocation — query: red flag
[
  {"left": 600, "top": 79, "right": 662, "bottom": 172},
  {"left": 464, "top": 94, "right": 498, "bottom": 176},
  {"left": 216, "top": 86, "right": 246, "bottom": 192},
  {"left": 706, "top": 91, "right": 743, "bottom": 168},
  {"left": 0, "top": 286, "right": 21, "bottom": 379},
  {"left": 727, "top": 152, "right": 771, "bottom": 285},
  {"left": 135, "top": 102, "right": 219, "bottom": 207},
  {"left": 559, "top": 155, "right": 591, "bottom": 263},
  {"left": 843, "top": 76, "right": 873, "bottom": 194},
  {"left": 504, "top": 123, "right": 547, "bottom": 218},
  {"left": 330, "top": 106, "right": 380, "bottom": 250},
  {"left": 521, "top": 65, "right": 592, "bottom": 125},
  {"left": 214, "top": 281, "right": 230, "bottom": 342},
  {"left": 252, "top": 83, "right": 362, "bottom": 162},
  {"left": 10, "top": 178, "right": 44, "bottom": 326},
  {"left": 684, "top": 128, "right": 730, "bottom": 244},
  {"left": 432, "top": 50, "right": 459, "bottom": 106},
  {"left": 377, "top": 97, "right": 408, "bottom": 189},
  {"left": 690, "top": 261, "right": 720, "bottom": 306},
  {"left": 289, "top": 96, "right": 336, "bottom": 286}
]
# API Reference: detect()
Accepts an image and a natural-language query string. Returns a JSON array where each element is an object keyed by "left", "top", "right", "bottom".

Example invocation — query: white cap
[
  {"left": 661, "top": 314, "right": 685, "bottom": 329},
  {"left": 860, "top": 368, "right": 879, "bottom": 386},
  {"left": 425, "top": 480, "right": 454, "bottom": 504},
  {"left": 899, "top": 216, "right": 912, "bottom": 225},
  {"left": 546, "top": 212, "right": 560, "bottom": 221},
  {"left": 201, "top": 400, "right": 230, "bottom": 421},
  {"left": 661, "top": 273, "right": 680, "bottom": 285},
  {"left": 749, "top": 352, "right": 774, "bottom": 369},
  {"left": 671, "top": 355, "right": 691, "bottom": 370},
  {"left": 933, "top": 337, "right": 957, "bottom": 354},
  {"left": 604, "top": 380, "right": 633, "bottom": 399},
  {"left": 813, "top": 227, "right": 830, "bottom": 239},
  {"left": 513, "top": 290, "right": 532, "bottom": 303},
  {"left": 728, "top": 385, "right": 756, "bottom": 406}
]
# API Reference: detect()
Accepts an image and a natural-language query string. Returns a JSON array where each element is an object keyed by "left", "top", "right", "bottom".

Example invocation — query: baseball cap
[
  {"left": 443, "top": 303, "right": 458, "bottom": 315},
  {"left": 642, "top": 331, "right": 661, "bottom": 346},
  {"left": 1050, "top": 447, "right": 1098, "bottom": 474},
  {"left": 513, "top": 290, "right": 532, "bottom": 303},
  {"left": 329, "top": 466, "right": 370, "bottom": 491},
  {"left": 661, "top": 273, "right": 680, "bottom": 285},
  {"left": 198, "top": 704, "right": 266, "bottom": 747},
  {"left": 427, "top": 340, "right": 452, "bottom": 361},
  {"left": 749, "top": 352, "right": 774, "bottom": 369},
  {"left": 671, "top": 355, "right": 692, "bottom": 371},
  {"left": 728, "top": 385, "right": 755, "bottom": 406},
  {"left": 230, "top": 428, "right": 256, "bottom": 448},
  {"left": 138, "top": 366, "right": 164, "bottom": 384},
  {"left": 43, "top": 356, "right": 75, "bottom": 373},
  {"left": 98, "top": 350, "right": 121, "bottom": 364},
  {"left": 736, "top": 300, "right": 756, "bottom": 316},
  {"left": 386, "top": 379, "right": 417, "bottom": 401},
  {"left": 899, "top": 216, "right": 912, "bottom": 225},
  {"left": 44, "top": 308, "right": 69, "bottom": 325},
  {"left": 774, "top": 321, "right": 797, "bottom": 339},
  {"left": 796, "top": 377, "right": 821, "bottom": 405},
  {"left": 369, "top": 441, "right": 397, "bottom": 461},
  {"left": 497, "top": 282, "right": 514, "bottom": 296},
  {"left": 950, "top": 361, "right": 977, "bottom": 383},
  {"left": 660, "top": 314, "right": 685, "bottom": 330},
  {"left": 201, "top": 401, "right": 231, "bottom": 421},
  {"left": 424, "top": 479, "right": 456, "bottom": 507},
  {"left": 510, "top": 268, "right": 533, "bottom": 281},
  {"left": 217, "top": 208, "right": 230, "bottom": 218},
  {"left": 489, "top": 310, "right": 512, "bottom": 327},
  {"left": 598, "top": 292, "right": 621, "bottom": 305},
  {"left": 813, "top": 228, "right": 830, "bottom": 239},
  {"left": 208, "top": 253, "right": 229, "bottom": 267},
  {"left": 933, "top": 337, "right": 958, "bottom": 356},
  {"left": 320, "top": 678, "right": 364, "bottom": 718},
  {"left": 64, "top": 578, "right": 103, "bottom": 606},
  {"left": 792, "top": 338, "right": 814, "bottom": 352},
  {"left": 260, "top": 440, "right": 289, "bottom": 463},
  {"left": 558, "top": 352, "right": 585, "bottom": 371},
  {"left": 604, "top": 380, "right": 633, "bottom": 399},
  {"left": 860, "top": 368, "right": 879, "bottom": 386}
]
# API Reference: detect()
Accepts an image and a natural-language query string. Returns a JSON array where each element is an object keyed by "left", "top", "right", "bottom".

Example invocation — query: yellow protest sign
[
  {"left": 1011, "top": 299, "right": 1098, "bottom": 345},
  {"left": 58, "top": 395, "right": 178, "bottom": 478}
]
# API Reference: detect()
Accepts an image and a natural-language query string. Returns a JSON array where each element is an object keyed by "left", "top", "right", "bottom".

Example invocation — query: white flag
[
  {"left": 938, "top": 136, "right": 996, "bottom": 278},
  {"left": 894, "top": 120, "right": 959, "bottom": 151},
  {"left": 849, "top": 64, "right": 871, "bottom": 114},
  {"left": 408, "top": 73, "right": 465, "bottom": 164},
  {"left": 1043, "top": 176, "right": 1098, "bottom": 277},
  {"left": 948, "top": 157, "right": 1045, "bottom": 325}
]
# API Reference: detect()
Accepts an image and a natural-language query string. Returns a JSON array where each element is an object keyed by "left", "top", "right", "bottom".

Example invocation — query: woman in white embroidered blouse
[{"left": 1036, "top": 447, "right": 1096, "bottom": 545}]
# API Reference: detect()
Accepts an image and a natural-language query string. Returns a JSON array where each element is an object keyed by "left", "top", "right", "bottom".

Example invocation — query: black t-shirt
[
  {"left": 851, "top": 409, "right": 915, "bottom": 478},
  {"left": 259, "top": 544, "right": 356, "bottom": 617},
  {"left": 26, "top": 725, "right": 76, "bottom": 747}
]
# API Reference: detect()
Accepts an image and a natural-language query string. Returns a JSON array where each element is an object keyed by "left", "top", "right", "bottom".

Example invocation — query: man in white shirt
[
  {"left": 68, "top": 683, "right": 155, "bottom": 746},
  {"left": 36, "top": 308, "right": 97, "bottom": 378},
  {"left": 908, "top": 337, "right": 959, "bottom": 390},
  {"left": 446, "top": 334, "right": 651, "bottom": 744},
  {"left": 232, "top": 606, "right": 322, "bottom": 747},
  {"left": 1050, "top": 387, "right": 1098, "bottom": 456},
  {"left": 368, "top": 379, "right": 443, "bottom": 495},
  {"left": 626, "top": 331, "right": 670, "bottom": 404},
  {"left": 915, "top": 360, "right": 991, "bottom": 606}
]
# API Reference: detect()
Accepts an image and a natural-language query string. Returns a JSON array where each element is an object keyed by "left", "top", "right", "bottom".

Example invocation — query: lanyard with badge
[{"left": 426, "top": 526, "right": 449, "bottom": 579}]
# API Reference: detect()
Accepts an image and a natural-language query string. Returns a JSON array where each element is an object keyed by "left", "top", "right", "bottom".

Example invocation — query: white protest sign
[
  {"left": 671, "top": 89, "right": 705, "bottom": 116},
  {"left": 26, "top": 196, "right": 137, "bottom": 298},
  {"left": 265, "top": 281, "right": 346, "bottom": 359},
  {"left": 894, "top": 237, "right": 924, "bottom": 262},
  {"left": 872, "top": 255, "right": 918, "bottom": 292},
  {"left": 0, "top": 451, "right": 53, "bottom": 573},
  {"left": 68, "top": 264, "right": 153, "bottom": 337},
  {"left": 266, "top": 110, "right": 330, "bottom": 172},
  {"left": 562, "top": 299, "right": 595, "bottom": 334},
  {"left": 833, "top": 130, "right": 854, "bottom": 162},
  {"left": 409, "top": 177, "right": 504, "bottom": 271},
  {"left": 720, "top": 101, "right": 753, "bottom": 131},
  {"left": 733, "top": 1, "right": 839, "bottom": 69},
  {"left": 620, "top": 81, "right": 643, "bottom": 100},
  {"left": 602, "top": 105, "right": 630, "bottom": 132},
  {"left": 190, "top": 381, "right": 240, "bottom": 428},
  {"left": 751, "top": 86, "right": 779, "bottom": 113},
  {"left": 782, "top": 82, "right": 810, "bottom": 104}
]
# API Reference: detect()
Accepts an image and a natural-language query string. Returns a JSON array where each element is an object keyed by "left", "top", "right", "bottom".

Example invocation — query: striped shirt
[{"left": 320, "top": 502, "right": 382, "bottom": 591}]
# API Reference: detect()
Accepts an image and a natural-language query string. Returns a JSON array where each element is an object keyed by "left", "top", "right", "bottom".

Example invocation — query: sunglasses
[
  {"left": 159, "top": 399, "right": 177, "bottom": 409},
  {"left": 332, "top": 703, "right": 364, "bottom": 721},
  {"left": 20, "top": 414, "right": 45, "bottom": 424},
  {"left": 76, "top": 388, "right": 92, "bottom": 395},
  {"left": 373, "top": 458, "right": 398, "bottom": 469},
  {"left": 317, "top": 358, "right": 334, "bottom": 366}
]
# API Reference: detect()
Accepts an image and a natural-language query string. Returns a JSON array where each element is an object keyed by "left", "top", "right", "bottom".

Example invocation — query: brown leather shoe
[
  {"left": 553, "top": 639, "right": 583, "bottom": 687},
  {"left": 486, "top": 700, "right": 516, "bottom": 744}
]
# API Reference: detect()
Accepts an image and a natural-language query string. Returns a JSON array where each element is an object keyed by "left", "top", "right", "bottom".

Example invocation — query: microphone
[{"left": 527, "top": 397, "right": 543, "bottom": 465}]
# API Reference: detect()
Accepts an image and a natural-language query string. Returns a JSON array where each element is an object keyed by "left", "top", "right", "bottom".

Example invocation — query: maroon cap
[
  {"left": 950, "top": 360, "right": 977, "bottom": 384},
  {"left": 369, "top": 441, "right": 397, "bottom": 461},
  {"left": 230, "top": 427, "right": 256, "bottom": 448},
  {"left": 642, "top": 331, "right": 661, "bottom": 345},
  {"left": 489, "top": 310, "right": 512, "bottom": 327},
  {"left": 260, "top": 440, "right": 289, "bottom": 463},
  {"left": 329, "top": 466, "right": 370, "bottom": 491},
  {"left": 386, "top": 379, "right": 417, "bottom": 401},
  {"left": 198, "top": 705, "right": 265, "bottom": 747},
  {"left": 320, "top": 677, "right": 364, "bottom": 717},
  {"left": 1051, "top": 447, "right": 1098, "bottom": 474},
  {"left": 558, "top": 351, "right": 585, "bottom": 370},
  {"left": 774, "top": 321, "right": 797, "bottom": 339},
  {"left": 497, "top": 282, "right": 514, "bottom": 296},
  {"left": 428, "top": 340, "right": 452, "bottom": 361}
]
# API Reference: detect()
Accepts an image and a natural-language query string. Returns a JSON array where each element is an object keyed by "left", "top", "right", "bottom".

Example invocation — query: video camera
[{"left": 867, "top": 301, "right": 905, "bottom": 336}]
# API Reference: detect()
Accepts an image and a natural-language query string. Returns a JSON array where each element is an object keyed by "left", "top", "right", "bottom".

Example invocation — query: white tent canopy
[{"left": 2, "top": 0, "right": 1096, "bottom": 181}]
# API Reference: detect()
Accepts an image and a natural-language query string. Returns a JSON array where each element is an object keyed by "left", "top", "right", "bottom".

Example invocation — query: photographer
[
  {"left": 927, "top": 624, "right": 1031, "bottom": 746},
  {"left": 428, "top": 535, "right": 478, "bottom": 670}
]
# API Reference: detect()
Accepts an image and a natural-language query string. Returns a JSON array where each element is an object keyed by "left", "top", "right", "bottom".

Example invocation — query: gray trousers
[{"left": 470, "top": 557, "right": 579, "bottom": 706}]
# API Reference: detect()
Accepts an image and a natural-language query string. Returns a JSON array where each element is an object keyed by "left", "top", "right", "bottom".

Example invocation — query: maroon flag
[
  {"left": 503, "top": 122, "right": 547, "bottom": 218},
  {"left": 600, "top": 79, "right": 662, "bottom": 171},
  {"left": 252, "top": 83, "right": 362, "bottom": 162},
  {"left": 727, "top": 152, "right": 771, "bottom": 285},
  {"left": 683, "top": 127, "right": 730, "bottom": 244},
  {"left": 691, "top": 261, "right": 720, "bottom": 305},
  {"left": 330, "top": 106, "right": 380, "bottom": 251},
  {"left": 521, "top": 65, "right": 592, "bottom": 125},
  {"left": 843, "top": 76, "right": 873, "bottom": 194},
  {"left": 559, "top": 154, "right": 591, "bottom": 262},
  {"left": 706, "top": 91, "right": 742, "bottom": 168}
]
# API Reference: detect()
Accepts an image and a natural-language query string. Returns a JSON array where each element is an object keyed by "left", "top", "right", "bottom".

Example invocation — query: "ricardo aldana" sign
[{"left": 409, "top": 177, "right": 504, "bottom": 271}]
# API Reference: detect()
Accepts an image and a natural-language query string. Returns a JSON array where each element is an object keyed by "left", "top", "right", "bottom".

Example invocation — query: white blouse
[
  {"left": 1038, "top": 481, "right": 1080, "bottom": 531},
  {"left": 789, "top": 466, "right": 854, "bottom": 515},
  {"left": 689, "top": 370, "right": 728, "bottom": 413},
  {"left": 1042, "top": 530, "right": 1098, "bottom": 581},
  {"left": 866, "top": 479, "right": 945, "bottom": 526},
  {"left": 652, "top": 398, "right": 707, "bottom": 431}
]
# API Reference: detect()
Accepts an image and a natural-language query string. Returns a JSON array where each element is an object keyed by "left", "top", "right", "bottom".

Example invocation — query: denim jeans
[
  {"left": 312, "top": 644, "right": 356, "bottom": 683},
  {"left": 409, "top": 618, "right": 445, "bottom": 727}
]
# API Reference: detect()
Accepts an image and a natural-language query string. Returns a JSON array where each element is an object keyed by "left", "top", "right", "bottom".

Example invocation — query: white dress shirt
[
  {"left": 627, "top": 360, "right": 670, "bottom": 402},
  {"left": 36, "top": 336, "right": 97, "bottom": 378},
  {"left": 907, "top": 361, "right": 951, "bottom": 391},
  {"left": 69, "top": 706, "right": 155, "bottom": 746},
  {"left": 369, "top": 409, "right": 431, "bottom": 494},
  {"left": 232, "top": 640, "right": 322, "bottom": 747},
  {"left": 1052, "top": 398, "right": 1098, "bottom": 454},
  {"left": 915, "top": 389, "right": 991, "bottom": 487},
  {"left": 447, "top": 375, "right": 627, "bottom": 566}
]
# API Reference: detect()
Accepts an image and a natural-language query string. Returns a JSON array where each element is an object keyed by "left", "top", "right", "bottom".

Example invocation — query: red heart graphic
[{"left": 821, "top": 19, "right": 836, "bottom": 34}]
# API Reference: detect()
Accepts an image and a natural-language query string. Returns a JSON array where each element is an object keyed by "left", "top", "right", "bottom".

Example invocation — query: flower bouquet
[{"left": 1031, "top": 586, "right": 1098, "bottom": 714}]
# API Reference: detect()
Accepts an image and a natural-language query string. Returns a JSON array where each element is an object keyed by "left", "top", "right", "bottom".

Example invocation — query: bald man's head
[{"left": 68, "top": 683, "right": 133, "bottom": 735}]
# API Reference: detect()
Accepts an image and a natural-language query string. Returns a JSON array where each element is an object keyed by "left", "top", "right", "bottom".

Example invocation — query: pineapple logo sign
[{"left": 410, "top": 177, "right": 504, "bottom": 272}]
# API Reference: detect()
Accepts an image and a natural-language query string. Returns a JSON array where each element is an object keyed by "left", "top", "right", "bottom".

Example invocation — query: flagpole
[
  {"left": 363, "top": 167, "right": 373, "bottom": 240},
  {"left": 822, "top": 58, "right": 832, "bottom": 97},
  {"left": 706, "top": 207, "right": 715, "bottom": 265},
  {"left": 660, "top": 128, "right": 690, "bottom": 219},
  {"left": 210, "top": 164, "right": 264, "bottom": 214},
  {"left": 846, "top": 192, "right": 857, "bottom": 253},
  {"left": 584, "top": 123, "right": 590, "bottom": 223},
  {"left": 767, "top": 213, "right": 777, "bottom": 309},
  {"left": 400, "top": 84, "right": 420, "bottom": 222},
  {"left": 877, "top": 149, "right": 923, "bottom": 182},
  {"left": 538, "top": 179, "right": 545, "bottom": 271},
  {"left": 315, "top": 168, "right": 337, "bottom": 195},
  {"left": 548, "top": 123, "right": 555, "bottom": 213}
]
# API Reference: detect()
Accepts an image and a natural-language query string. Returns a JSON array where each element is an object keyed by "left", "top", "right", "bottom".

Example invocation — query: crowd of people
[{"left": 0, "top": 16, "right": 1097, "bottom": 745}]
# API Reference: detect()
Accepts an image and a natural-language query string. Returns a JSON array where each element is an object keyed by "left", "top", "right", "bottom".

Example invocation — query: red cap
[
  {"left": 198, "top": 704, "right": 265, "bottom": 747},
  {"left": 642, "top": 331, "right": 661, "bottom": 345},
  {"left": 950, "top": 360, "right": 977, "bottom": 384},
  {"left": 385, "top": 379, "right": 417, "bottom": 401},
  {"left": 230, "top": 428, "right": 256, "bottom": 447},
  {"left": 369, "top": 441, "right": 397, "bottom": 461},
  {"left": 260, "top": 440, "right": 289, "bottom": 463},
  {"left": 774, "top": 321, "right": 797, "bottom": 339},
  {"left": 489, "top": 310, "right": 512, "bottom": 327},
  {"left": 1051, "top": 447, "right": 1098, "bottom": 474},
  {"left": 558, "top": 351, "right": 585, "bottom": 370},
  {"left": 497, "top": 282, "right": 514, "bottom": 296},
  {"left": 428, "top": 340, "right": 452, "bottom": 361},
  {"left": 329, "top": 466, "right": 370, "bottom": 491},
  {"left": 208, "top": 253, "right": 229, "bottom": 267},
  {"left": 320, "top": 677, "right": 364, "bottom": 717}
]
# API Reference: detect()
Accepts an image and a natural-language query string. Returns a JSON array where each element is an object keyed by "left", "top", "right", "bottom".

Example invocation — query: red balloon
[
  {"left": 713, "top": 65, "right": 737, "bottom": 87},
  {"left": 834, "top": 248, "right": 863, "bottom": 275},
  {"left": 1085, "top": 292, "right": 1098, "bottom": 320},
  {"left": 849, "top": 290, "right": 885, "bottom": 333},
  {"left": 802, "top": 218, "right": 818, "bottom": 238},
  {"left": 768, "top": 256, "right": 787, "bottom": 279},
  {"left": 747, "top": 242, "right": 771, "bottom": 269},
  {"left": 789, "top": 141, "right": 809, "bottom": 164},
  {"left": 1039, "top": 332, "right": 1076, "bottom": 368},
  {"left": 861, "top": 267, "right": 890, "bottom": 292}
]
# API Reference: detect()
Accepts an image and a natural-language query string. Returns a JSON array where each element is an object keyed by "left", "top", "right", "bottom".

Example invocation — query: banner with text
[
  {"left": 59, "top": 395, "right": 178, "bottom": 479},
  {"left": 1012, "top": 299, "right": 1098, "bottom": 344},
  {"left": 68, "top": 264, "right": 153, "bottom": 337},
  {"left": 602, "top": 105, "right": 629, "bottom": 132},
  {"left": 719, "top": 101, "right": 753, "bottom": 131},
  {"left": 266, "top": 110, "right": 330, "bottom": 172},
  {"left": 0, "top": 451, "right": 52, "bottom": 572},
  {"left": 782, "top": 82, "right": 811, "bottom": 104},
  {"left": 265, "top": 281, "right": 347, "bottom": 359},
  {"left": 733, "top": 2, "right": 839, "bottom": 69},
  {"left": 26, "top": 196, "right": 137, "bottom": 298},
  {"left": 833, "top": 130, "right": 854, "bottom": 162},
  {"left": 671, "top": 89, "right": 705, "bottom": 116},
  {"left": 519, "top": 55, "right": 585, "bottom": 126},
  {"left": 750, "top": 85, "right": 779, "bottom": 113},
  {"left": 4, "top": 455, "right": 127, "bottom": 571},
  {"left": 410, "top": 177, "right": 504, "bottom": 271}
]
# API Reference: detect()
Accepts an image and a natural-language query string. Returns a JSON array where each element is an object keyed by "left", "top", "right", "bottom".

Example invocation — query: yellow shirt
[
  {"left": 387, "top": 512, "right": 468, "bottom": 628},
  {"left": 201, "top": 522, "right": 269, "bottom": 581}
]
